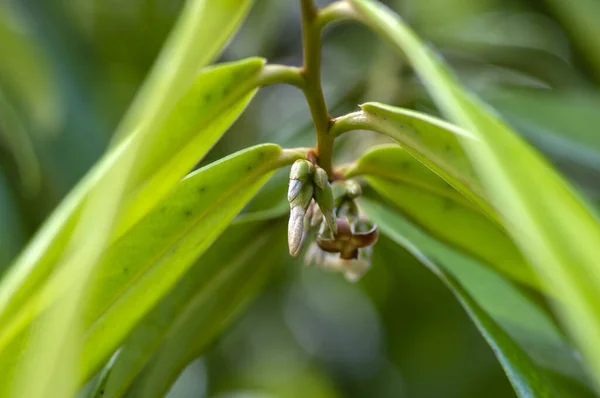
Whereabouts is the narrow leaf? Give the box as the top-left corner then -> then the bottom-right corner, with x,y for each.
0,171 -> 26,271
356,103 -> 494,220
112,0 -> 256,144
350,0 -> 600,386
360,196 -> 593,396
540,0 -> 600,82
0,58 -> 265,331
352,145 -> 541,292
0,144 -> 300,392
119,220 -> 286,398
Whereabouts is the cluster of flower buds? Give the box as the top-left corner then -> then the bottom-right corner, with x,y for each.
287,159 -> 378,282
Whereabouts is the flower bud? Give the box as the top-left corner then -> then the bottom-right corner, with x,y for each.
313,167 -> 328,190
287,179 -> 303,203
288,206 -> 305,257
310,203 -> 324,227
313,167 -> 337,235
345,180 -> 362,199
288,183 -> 314,257
290,159 -> 312,182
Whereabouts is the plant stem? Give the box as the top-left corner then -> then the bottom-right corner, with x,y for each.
329,110 -> 372,137
299,0 -> 334,177
256,1 -> 356,177
279,147 -> 313,166
316,1 -> 358,31
256,64 -> 305,89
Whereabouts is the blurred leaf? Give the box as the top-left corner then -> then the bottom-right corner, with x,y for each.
0,3 -> 61,131
484,90 -> 600,196
432,11 -> 584,89
0,58 -> 265,332
0,170 -> 26,272
112,0 -> 255,144
4,1 -> 260,393
0,89 -> 42,197
0,144 -> 300,393
351,145 -> 540,292
114,58 -> 264,237
359,195 -> 594,397
78,144 -> 295,381
225,0 -> 289,58
100,219 -> 286,398
540,0 -> 600,82
89,351 -> 119,398
350,0 -> 600,386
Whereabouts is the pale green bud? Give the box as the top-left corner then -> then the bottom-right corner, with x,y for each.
345,180 -> 362,199
290,159 -> 312,182
288,206 -> 305,257
313,176 -> 337,235
288,183 -> 314,256
313,167 -> 328,190
287,179 -> 303,203
290,182 -> 313,210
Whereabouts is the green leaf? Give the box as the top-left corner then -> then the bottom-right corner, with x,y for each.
0,4 -> 61,132
114,58 -> 265,236
352,145 -> 541,292
485,90 -> 600,179
350,0 -> 600,386
539,0 -> 600,82
359,195 -> 594,397
0,170 -> 26,272
0,57 -> 265,332
112,0 -> 256,145
2,2 -> 257,396
0,144 -> 300,393
336,102 -> 497,223
100,219 -> 286,398
0,89 -> 42,197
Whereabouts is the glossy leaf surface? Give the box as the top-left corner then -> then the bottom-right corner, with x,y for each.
353,145 -> 540,291
354,103 -> 494,220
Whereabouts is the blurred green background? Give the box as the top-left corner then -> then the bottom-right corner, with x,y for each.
1,0 -> 599,397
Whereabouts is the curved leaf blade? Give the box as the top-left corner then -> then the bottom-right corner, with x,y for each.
0,171 -> 26,272
112,219 -> 286,398
0,57 -> 265,331
112,0 -> 256,144
356,103 -> 494,220
360,195 -> 593,397
78,144 -> 292,380
353,145 -> 540,292
350,0 -> 600,386
0,144 -> 299,391
349,143 -> 485,214
115,58 -> 265,237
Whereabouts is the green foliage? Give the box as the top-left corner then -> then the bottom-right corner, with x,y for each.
360,198 -> 562,397
359,196 -> 594,396
1,0 -> 600,397
351,145 -> 540,292
93,218 -> 287,398
0,58 -> 264,332
350,0 -> 600,389
0,144 -> 297,395
341,103 -> 495,221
